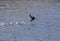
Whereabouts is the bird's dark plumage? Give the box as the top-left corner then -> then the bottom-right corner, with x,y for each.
29,14 -> 35,21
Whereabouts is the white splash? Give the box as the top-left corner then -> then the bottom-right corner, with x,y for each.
15,22 -> 19,24
0,22 -> 6,26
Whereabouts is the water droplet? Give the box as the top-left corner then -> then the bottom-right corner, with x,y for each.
9,22 -> 14,26
15,22 -> 19,24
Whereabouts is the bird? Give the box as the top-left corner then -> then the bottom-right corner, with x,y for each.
29,14 -> 36,22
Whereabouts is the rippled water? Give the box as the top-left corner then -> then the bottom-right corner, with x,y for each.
0,1 -> 60,41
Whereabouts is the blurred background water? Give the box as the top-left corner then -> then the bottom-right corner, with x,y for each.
0,0 -> 60,41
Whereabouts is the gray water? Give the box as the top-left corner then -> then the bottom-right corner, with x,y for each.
0,1 -> 60,41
